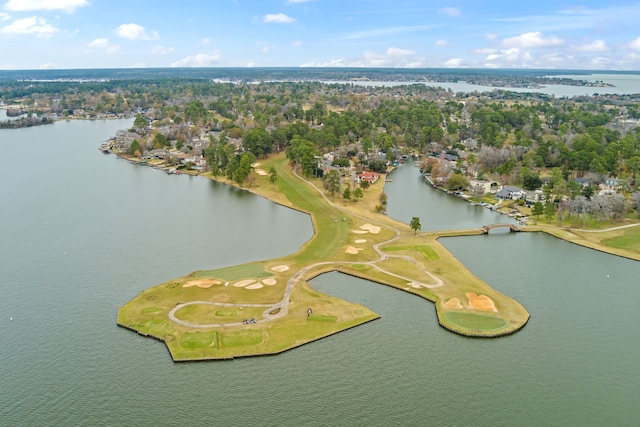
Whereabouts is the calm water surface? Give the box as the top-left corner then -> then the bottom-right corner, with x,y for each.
1,122 -> 639,426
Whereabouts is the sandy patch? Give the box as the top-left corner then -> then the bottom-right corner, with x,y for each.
345,246 -> 363,254
444,298 -> 463,309
355,239 -> 367,244
245,283 -> 264,290
261,278 -> 278,286
352,230 -> 368,234
233,279 -> 257,288
271,265 -> 289,272
255,169 -> 268,176
466,292 -> 497,312
409,282 -> 422,289
360,223 -> 381,234
182,279 -> 222,288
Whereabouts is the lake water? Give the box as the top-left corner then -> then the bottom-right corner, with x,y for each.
1,121 -> 639,426
331,72 -> 640,97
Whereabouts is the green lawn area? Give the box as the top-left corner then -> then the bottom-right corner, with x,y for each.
194,262 -> 273,281
382,244 -> 440,261
603,226 -> 640,251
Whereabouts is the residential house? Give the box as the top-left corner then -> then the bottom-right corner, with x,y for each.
355,171 -> 380,185
494,185 -> 525,200
469,179 -> 492,195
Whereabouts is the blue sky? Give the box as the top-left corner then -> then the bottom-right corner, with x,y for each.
2,0 -> 640,70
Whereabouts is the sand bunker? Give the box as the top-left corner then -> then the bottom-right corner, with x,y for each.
466,292 -> 497,312
271,265 -> 289,272
355,239 -> 367,244
182,279 -> 222,288
245,283 -> 264,290
352,230 -> 368,234
233,279 -> 257,288
444,298 -> 463,309
360,223 -> 381,234
261,278 -> 278,286
255,169 -> 268,176
409,282 -> 422,289
345,246 -> 363,254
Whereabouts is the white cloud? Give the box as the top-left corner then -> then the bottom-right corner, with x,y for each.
301,47 -> 426,68
629,36 -> 640,50
574,40 -> 608,52
386,47 -> 414,57
434,39 -> 451,47
287,0 -> 309,3
39,62 -> 55,69
4,0 -> 88,13
88,37 -> 109,48
201,37 -> 211,45
0,12 -> 10,21
341,25 -> 432,40
1,16 -> 58,37
87,37 -> 119,54
444,58 -> 467,67
291,40 -> 302,47
502,32 -> 564,49
152,45 -> 174,55
116,23 -> 159,40
171,52 -> 221,67
263,13 -> 296,24
440,7 -> 461,17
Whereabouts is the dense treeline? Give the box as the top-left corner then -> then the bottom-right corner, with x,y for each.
3,76 -> 640,200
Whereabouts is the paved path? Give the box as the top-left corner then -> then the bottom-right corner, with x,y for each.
568,222 -> 640,233
168,169 -> 443,329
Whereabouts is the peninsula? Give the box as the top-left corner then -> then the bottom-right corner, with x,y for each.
117,153 -> 530,361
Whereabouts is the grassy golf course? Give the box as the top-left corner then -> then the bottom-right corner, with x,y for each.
118,153 -> 531,361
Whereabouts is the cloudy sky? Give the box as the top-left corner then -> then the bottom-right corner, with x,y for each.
2,0 -> 640,70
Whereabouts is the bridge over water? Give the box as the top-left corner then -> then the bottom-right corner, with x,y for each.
482,223 -> 521,234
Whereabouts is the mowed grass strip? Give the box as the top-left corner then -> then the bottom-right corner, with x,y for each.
180,331 -> 216,349
602,226 -> 640,252
194,262 -> 272,281
383,244 -> 440,261
443,311 -> 507,331
221,330 -> 263,347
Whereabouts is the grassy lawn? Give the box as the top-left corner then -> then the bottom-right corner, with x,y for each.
603,226 -> 640,251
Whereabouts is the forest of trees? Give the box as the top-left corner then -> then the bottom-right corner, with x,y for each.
2,73 -> 640,218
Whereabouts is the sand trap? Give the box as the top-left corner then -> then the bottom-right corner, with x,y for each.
444,298 -> 463,309
355,239 -> 367,243
255,169 -> 268,176
352,230 -> 368,234
233,279 -> 256,288
182,279 -> 222,288
271,265 -> 289,272
360,223 -> 381,234
466,292 -> 497,312
345,246 -> 363,254
261,278 -> 278,286
245,283 -> 264,290
409,282 -> 422,289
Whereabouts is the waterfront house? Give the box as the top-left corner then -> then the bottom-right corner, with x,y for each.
356,171 -> 380,184
495,185 -> 525,200
469,179 -> 492,195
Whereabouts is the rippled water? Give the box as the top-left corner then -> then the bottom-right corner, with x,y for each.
1,122 -> 639,426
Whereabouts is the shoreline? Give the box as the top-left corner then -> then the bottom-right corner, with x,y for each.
115,149 -> 637,362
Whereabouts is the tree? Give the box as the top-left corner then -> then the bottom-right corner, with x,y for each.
353,187 -> 363,202
133,113 -> 147,131
544,201 -> 556,220
130,139 -> 140,156
410,216 -> 421,234
531,201 -> 544,219
324,170 -> 341,200
342,187 -> 351,201
447,173 -> 469,191
360,180 -> 370,192
268,166 -> 278,189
